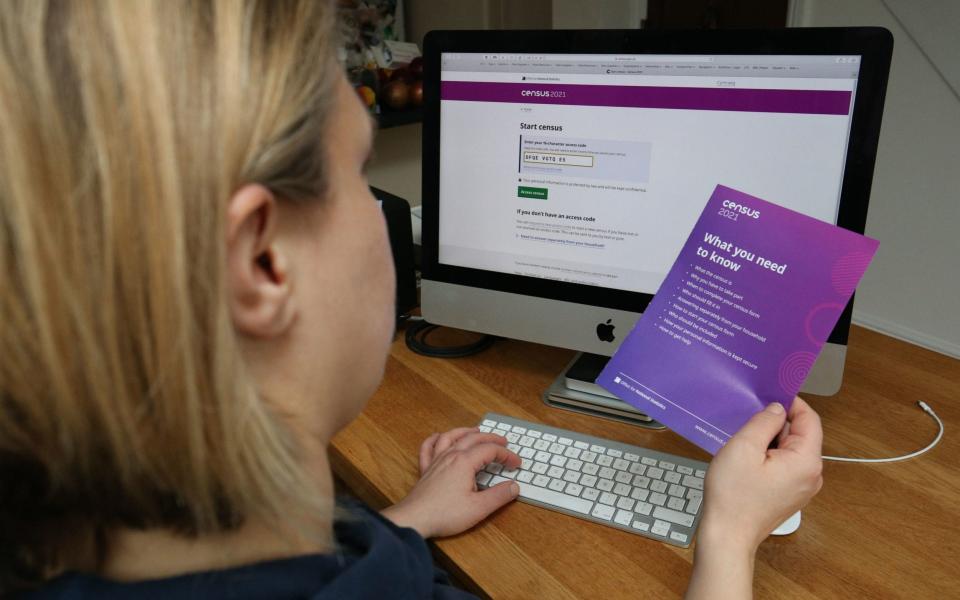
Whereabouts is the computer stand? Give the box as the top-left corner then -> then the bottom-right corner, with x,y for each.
542,352 -> 665,429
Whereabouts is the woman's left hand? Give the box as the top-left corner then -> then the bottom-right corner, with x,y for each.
381,428 -> 521,538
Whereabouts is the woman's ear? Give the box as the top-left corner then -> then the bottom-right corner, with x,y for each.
226,184 -> 296,339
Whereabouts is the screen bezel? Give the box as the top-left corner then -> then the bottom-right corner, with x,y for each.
421,28 -> 893,345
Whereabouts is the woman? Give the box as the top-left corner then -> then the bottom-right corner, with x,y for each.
0,1 -> 823,597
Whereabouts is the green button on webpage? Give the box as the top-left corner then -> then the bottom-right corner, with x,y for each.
518,186 -> 548,199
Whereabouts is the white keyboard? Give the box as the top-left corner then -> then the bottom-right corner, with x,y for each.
477,413 -> 709,548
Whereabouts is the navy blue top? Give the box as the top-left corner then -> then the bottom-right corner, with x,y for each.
25,500 -> 476,599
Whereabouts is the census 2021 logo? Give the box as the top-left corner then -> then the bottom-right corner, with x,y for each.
718,199 -> 760,221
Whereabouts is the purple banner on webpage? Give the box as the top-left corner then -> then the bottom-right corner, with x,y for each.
441,81 -> 851,115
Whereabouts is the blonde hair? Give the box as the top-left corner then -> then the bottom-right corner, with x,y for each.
0,0 -> 340,590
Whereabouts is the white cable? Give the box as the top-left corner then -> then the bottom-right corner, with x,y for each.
822,401 -> 943,463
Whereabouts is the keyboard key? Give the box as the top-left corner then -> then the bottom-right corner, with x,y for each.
599,492 -> 617,506
506,432 -> 520,443
670,532 -> 689,544
512,426 -> 527,435
564,446 -> 581,459
534,451 -> 550,463
628,463 -> 647,476
682,475 -> 704,490
607,449 -> 623,458
677,465 -> 694,475
517,471 -> 534,483
686,495 -> 702,515
548,466 -> 564,478
597,479 -> 614,492
598,467 -> 615,480
582,488 -> 600,501
667,497 -> 685,511
632,520 -> 650,532
519,447 -> 536,459
574,441 -> 589,450
548,478 -> 567,492
528,430 -> 542,439
641,457 -> 658,466
507,443 -> 520,453
653,506 -> 695,528
582,463 -> 599,476
630,488 -> 649,502
613,458 -> 630,471
517,480 -> 592,515
563,471 -> 581,483
580,475 -> 598,488
647,467 -> 665,480
590,444 -> 606,454
664,471 -> 682,484
549,455 -> 567,467
614,471 -> 633,484
632,475 -> 651,489
567,459 -> 583,472
580,451 -> 597,463
650,492 -> 668,506
614,510 -> 634,526
476,471 -> 492,486
695,469 -> 706,478
624,452 -> 640,462
613,483 -> 631,496
558,437 -> 573,446
519,435 -> 534,447
532,462 -> 548,474
616,497 -> 635,511
687,489 -> 703,501
520,458 -> 532,470
636,502 -> 653,516
492,429 -> 506,437
534,439 -> 550,451
482,419 -> 497,427
548,443 -> 564,454
501,468 -> 519,479
597,455 -> 614,467
651,480 -> 668,494
658,460 -> 676,471
543,433 -> 557,442
668,484 -> 686,498
565,483 -> 584,497
592,504 -> 615,521
478,425 -> 491,433
496,423 -> 511,431
651,520 -> 671,537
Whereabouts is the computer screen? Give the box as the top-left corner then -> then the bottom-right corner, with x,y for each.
437,52 -> 859,295
421,29 -> 891,396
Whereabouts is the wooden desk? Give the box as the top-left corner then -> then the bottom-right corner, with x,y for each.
331,325 -> 960,599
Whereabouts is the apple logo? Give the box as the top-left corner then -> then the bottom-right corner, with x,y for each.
596,319 -> 616,342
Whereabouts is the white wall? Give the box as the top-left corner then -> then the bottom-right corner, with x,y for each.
367,123 -> 422,205
792,0 -> 960,357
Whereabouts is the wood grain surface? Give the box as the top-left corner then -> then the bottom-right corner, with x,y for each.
331,325 -> 960,599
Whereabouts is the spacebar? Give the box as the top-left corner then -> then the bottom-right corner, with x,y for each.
510,478 -> 593,514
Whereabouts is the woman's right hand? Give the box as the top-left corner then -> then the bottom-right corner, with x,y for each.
701,396 -> 824,553
686,397 -> 823,600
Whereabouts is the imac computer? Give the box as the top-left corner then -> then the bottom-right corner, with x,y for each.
420,28 -> 892,420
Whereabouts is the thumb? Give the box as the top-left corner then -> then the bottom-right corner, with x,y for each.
475,480 -> 520,514
734,402 -> 788,450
